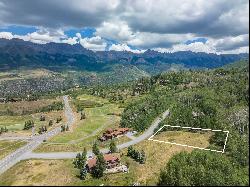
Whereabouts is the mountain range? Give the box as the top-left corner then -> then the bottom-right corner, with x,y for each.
0,38 -> 248,75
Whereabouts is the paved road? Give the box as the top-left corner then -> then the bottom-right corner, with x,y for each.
0,137 -> 31,141
0,95 -> 75,175
24,109 -> 170,160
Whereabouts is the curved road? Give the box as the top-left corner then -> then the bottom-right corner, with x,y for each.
0,95 -> 169,174
24,110 -> 170,160
0,95 -> 75,175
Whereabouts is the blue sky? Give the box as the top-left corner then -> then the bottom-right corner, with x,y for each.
0,0 -> 248,54
0,25 -> 38,35
185,38 -> 207,45
65,27 -> 95,38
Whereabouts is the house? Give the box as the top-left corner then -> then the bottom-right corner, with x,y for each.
87,154 -> 120,171
99,128 -> 130,141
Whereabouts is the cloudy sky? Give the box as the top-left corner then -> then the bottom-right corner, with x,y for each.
0,0 -> 249,54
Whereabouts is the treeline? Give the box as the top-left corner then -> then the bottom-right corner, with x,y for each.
120,91 -> 172,132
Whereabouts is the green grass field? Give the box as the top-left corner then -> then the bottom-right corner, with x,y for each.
77,94 -> 109,104
0,111 -> 64,135
35,94 -> 123,152
0,115 -> 29,131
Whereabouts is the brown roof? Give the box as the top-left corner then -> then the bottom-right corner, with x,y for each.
117,128 -> 129,132
112,131 -> 121,136
106,128 -> 113,133
87,158 -> 97,169
87,154 -> 120,169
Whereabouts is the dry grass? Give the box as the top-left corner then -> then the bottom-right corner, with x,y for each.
0,159 -> 76,186
152,130 -> 213,149
120,130 -> 213,185
0,98 -> 60,115
0,140 -> 27,160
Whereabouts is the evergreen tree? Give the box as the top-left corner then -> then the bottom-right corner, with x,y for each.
66,125 -> 69,131
92,142 -> 100,155
109,140 -> 117,153
80,111 -> 86,120
48,120 -> 53,126
73,148 -> 88,180
91,153 -> 106,178
139,150 -> 146,164
127,146 -> 133,156
79,167 -> 88,180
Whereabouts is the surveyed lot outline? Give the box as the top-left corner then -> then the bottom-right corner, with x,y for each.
148,125 -> 229,153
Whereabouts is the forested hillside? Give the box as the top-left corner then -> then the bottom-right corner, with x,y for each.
82,60 -> 249,185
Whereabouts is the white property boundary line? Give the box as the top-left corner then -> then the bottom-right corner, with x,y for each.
148,125 -> 229,153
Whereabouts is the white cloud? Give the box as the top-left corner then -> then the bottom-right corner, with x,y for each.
212,34 -> 249,51
127,32 -> 194,49
0,29 -> 78,45
153,35 -> 249,54
109,43 -> 144,53
79,36 -> 107,51
154,41 -> 216,54
96,21 -> 134,41
0,31 -> 13,39
219,46 -> 249,54
76,32 -> 81,38
61,37 -> 78,45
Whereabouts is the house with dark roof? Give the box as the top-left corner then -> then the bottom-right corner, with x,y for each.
98,128 -> 130,141
86,154 -> 120,172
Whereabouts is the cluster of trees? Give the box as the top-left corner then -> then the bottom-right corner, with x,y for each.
127,146 -> 146,164
73,148 -> 88,180
0,126 -> 8,135
56,116 -> 62,123
38,125 -> 47,134
40,115 -> 46,121
61,125 -> 69,132
23,120 -> 34,130
0,76 -> 72,99
158,151 -> 248,186
120,91 -> 171,132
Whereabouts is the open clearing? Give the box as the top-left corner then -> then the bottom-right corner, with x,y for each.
150,130 -> 214,149
0,130 -> 212,186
